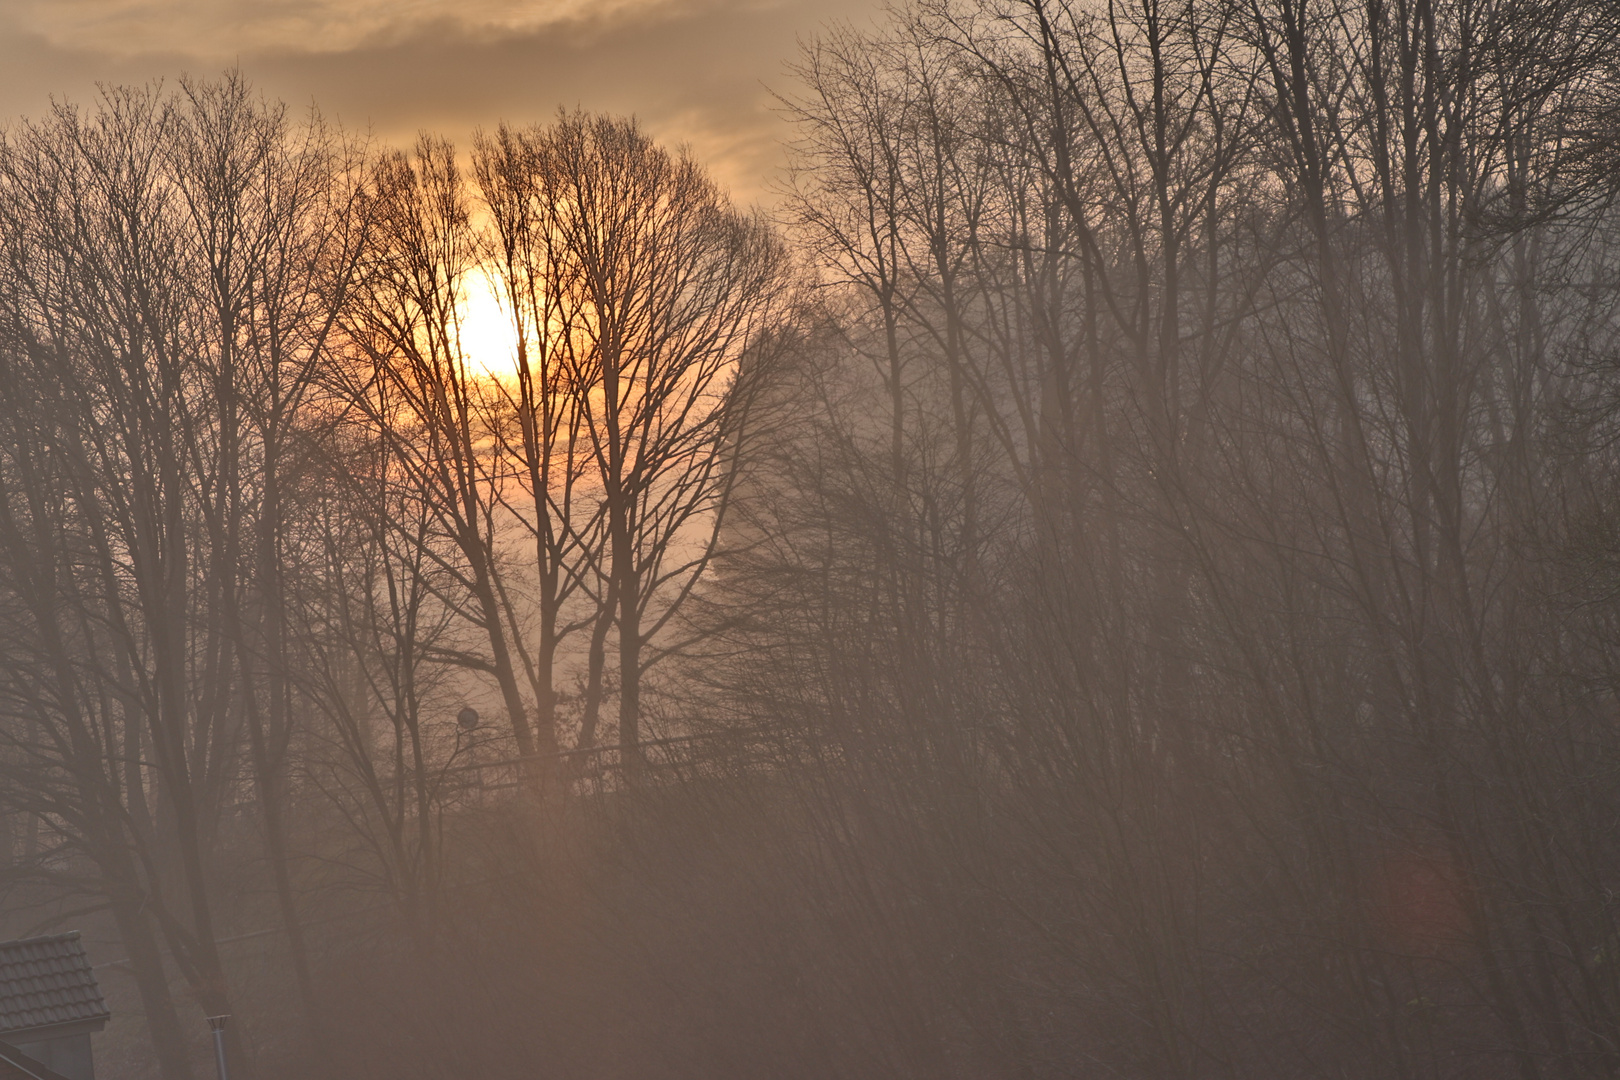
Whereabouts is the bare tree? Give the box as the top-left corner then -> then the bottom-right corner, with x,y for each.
470,126 -> 607,755
338,137 -> 553,765
289,411 -> 467,947
0,75 -> 367,1077
523,112 -> 790,777
163,71 -> 367,1035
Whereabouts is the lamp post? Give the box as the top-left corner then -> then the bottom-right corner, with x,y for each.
206,1015 -> 230,1080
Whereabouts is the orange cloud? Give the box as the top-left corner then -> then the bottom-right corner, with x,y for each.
0,0 -> 878,205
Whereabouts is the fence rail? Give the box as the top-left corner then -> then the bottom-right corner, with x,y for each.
430,724 -> 793,802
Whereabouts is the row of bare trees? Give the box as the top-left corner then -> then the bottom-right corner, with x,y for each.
0,77 -> 367,1074
687,0 -> 1620,1076
0,77 -> 786,1078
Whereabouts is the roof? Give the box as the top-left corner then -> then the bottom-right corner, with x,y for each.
0,1043 -> 72,1080
0,935 -> 109,1038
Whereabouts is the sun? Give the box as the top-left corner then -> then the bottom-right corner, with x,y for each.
456,277 -> 519,380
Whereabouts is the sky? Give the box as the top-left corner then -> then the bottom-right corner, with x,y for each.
0,0 -> 879,204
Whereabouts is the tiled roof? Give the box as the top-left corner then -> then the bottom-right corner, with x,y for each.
0,935 -> 109,1037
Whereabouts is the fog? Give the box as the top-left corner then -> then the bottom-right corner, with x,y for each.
1,1 -> 1619,1078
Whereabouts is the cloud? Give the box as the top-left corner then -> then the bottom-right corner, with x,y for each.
0,0 -> 878,204
4,0 -> 689,57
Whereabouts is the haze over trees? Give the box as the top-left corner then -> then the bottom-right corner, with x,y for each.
0,0 -> 1618,1076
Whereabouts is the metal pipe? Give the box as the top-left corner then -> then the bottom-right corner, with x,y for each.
206,1015 -> 230,1080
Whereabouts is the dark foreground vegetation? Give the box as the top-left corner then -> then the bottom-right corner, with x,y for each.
3,0 -> 1620,1076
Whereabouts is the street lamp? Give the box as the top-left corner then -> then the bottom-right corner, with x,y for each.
206,1015 -> 230,1080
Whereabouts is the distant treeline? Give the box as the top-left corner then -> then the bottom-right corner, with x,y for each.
1,0 -> 1619,1076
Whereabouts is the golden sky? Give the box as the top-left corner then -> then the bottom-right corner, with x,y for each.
0,0 -> 876,202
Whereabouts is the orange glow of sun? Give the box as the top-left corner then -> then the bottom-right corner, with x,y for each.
457,278 -> 520,380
